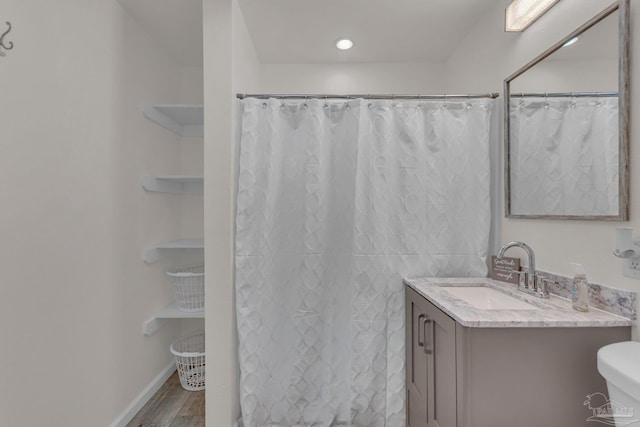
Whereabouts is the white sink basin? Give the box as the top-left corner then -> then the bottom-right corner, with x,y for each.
443,286 -> 538,310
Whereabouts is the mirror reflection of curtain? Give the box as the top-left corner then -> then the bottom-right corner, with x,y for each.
510,96 -> 618,216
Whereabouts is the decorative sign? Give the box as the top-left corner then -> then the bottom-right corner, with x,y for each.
491,256 -> 521,284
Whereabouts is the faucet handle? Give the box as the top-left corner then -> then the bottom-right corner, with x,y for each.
516,270 -> 528,289
536,276 -> 554,298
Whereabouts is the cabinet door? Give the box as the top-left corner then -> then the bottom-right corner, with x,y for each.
406,288 -> 429,427
425,299 -> 457,427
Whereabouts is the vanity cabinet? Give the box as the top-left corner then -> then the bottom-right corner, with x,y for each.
405,286 -> 631,427
407,286 -> 457,427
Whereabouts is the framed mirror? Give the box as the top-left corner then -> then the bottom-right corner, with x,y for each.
504,0 -> 629,220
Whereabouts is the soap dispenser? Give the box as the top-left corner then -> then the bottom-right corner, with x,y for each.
571,263 -> 590,312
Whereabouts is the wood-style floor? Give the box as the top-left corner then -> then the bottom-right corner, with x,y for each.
126,371 -> 205,427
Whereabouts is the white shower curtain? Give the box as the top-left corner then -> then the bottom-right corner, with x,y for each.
235,97 -> 494,427
509,96 -> 619,216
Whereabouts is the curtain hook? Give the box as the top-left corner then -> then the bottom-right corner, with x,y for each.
323,95 -> 329,110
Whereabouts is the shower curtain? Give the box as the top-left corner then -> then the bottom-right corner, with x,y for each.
509,96 -> 619,216
235,97 -> 495,427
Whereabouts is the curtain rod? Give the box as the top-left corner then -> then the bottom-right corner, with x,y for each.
510,92 -> 618,98
236,93 -> 499,100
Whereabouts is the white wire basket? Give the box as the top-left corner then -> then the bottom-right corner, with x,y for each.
170,331 -> 205,391
166,264 -> 204,312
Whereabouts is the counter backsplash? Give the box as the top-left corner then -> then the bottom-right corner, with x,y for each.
536,270 -> 636,321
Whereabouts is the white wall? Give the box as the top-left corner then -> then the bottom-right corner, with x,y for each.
178,67 -> 205,261
203,0 -> 237,425
442,0 -> 617,92
258,62 -> 445,94
443,0 -> 639,338
202,2 -> 263,426
510,58 -> 617,93
0,1 -> 202,425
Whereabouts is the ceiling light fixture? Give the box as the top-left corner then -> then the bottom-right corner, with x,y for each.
336,38 -> 354,50
505,0 -> 560,32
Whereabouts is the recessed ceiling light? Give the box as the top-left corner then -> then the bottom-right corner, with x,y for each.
562,36 -> 579,48
336,38 -> 354,50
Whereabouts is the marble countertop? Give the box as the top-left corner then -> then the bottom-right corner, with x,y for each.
405,277 -> 634,328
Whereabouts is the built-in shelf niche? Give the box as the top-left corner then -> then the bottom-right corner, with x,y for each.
141,102 -> 205,335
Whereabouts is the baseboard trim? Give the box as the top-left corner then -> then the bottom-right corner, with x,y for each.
109,360 -> 177,427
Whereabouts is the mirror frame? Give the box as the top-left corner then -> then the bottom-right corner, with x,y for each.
504,0 -> 630,220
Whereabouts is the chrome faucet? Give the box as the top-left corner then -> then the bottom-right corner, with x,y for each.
497,241 -> 550,298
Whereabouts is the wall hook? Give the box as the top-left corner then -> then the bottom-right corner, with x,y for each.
0,21 -> 14,57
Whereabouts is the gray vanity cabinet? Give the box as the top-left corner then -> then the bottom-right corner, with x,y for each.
406,286 -> 631,427
406,286 -> 456,427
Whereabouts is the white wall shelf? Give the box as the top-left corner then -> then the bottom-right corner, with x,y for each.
142,176 -> 204,194
142,104 -> 204,137
141,103 -> 205,335
143,303 -> 204,336
143,239 -> 204,264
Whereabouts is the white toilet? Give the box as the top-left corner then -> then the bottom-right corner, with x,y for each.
597,341 -> 640,426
